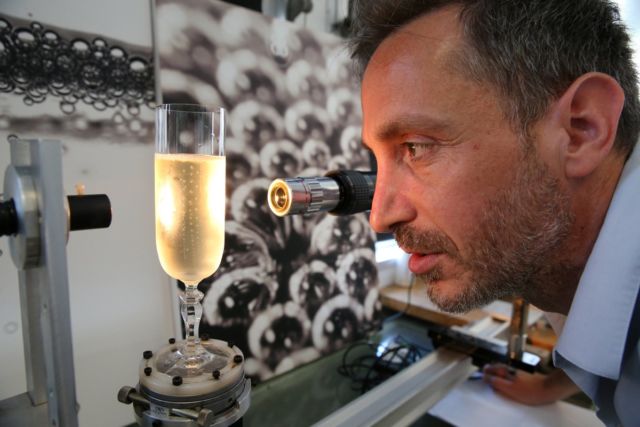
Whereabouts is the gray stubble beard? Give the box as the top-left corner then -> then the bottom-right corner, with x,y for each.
405,146 -> 575,313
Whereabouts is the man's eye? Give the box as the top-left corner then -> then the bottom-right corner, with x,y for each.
404,142 -> 434,161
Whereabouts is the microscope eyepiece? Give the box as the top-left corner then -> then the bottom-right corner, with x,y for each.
267,170 -> 376,216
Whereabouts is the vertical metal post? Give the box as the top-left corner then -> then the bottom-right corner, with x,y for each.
31,139 -> 79,427
18,268 -> 48,405
508,298 -> 529,361
8,140 -> 48,406
1,139 -> 79,427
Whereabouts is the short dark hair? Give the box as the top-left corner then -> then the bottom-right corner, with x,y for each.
349,0 -> 640,156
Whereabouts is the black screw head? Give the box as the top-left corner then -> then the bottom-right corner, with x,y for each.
228,341 -> 234,348
233,355 -> 243,364
168,338 -> 176,344
212,370 -> 221,379
143,350 -> 153,360
144,367 -> 152,376
201,333 -> 209,341
172,376 -> 183,386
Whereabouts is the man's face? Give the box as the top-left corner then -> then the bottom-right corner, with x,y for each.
361,7 -> 573,312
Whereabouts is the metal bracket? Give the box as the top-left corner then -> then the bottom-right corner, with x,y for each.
0,139 -> 79,427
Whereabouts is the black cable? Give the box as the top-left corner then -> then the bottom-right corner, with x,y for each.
337,333 -> 430,394
382,273 -> 416,325
356,272 -> 417,344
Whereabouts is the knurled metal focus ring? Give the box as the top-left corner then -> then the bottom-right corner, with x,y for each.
303,179 -> 326,214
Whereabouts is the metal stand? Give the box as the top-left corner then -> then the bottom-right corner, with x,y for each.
508,298 -> 529,360
118,339 -> 251,427
0,138 -> 111,427
313,347 -> 474,427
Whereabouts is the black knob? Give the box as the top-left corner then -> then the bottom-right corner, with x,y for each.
67,194 -> 112,231
0,199 -> 18,237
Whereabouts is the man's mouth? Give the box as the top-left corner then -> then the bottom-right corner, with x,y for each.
407,252 -> 443,275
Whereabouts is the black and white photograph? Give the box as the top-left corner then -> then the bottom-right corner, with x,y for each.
155,0 -> 381,382
0,13 -> 155,144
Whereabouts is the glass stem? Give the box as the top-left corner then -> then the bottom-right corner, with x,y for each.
180,284 -> 204,353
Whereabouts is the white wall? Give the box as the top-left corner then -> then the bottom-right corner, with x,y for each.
619,1 -> 640,41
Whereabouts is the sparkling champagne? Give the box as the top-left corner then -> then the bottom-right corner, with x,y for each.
155,153 -> 225,285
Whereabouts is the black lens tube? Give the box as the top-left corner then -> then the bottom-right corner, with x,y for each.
326,170 -> 376,215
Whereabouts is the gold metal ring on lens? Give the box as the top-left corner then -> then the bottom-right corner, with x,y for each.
268,179 -> 292,216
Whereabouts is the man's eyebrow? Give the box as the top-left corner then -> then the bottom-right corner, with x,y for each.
376,114 -> 453,141
361,114 -> 453,150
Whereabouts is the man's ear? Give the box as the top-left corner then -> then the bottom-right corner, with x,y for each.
553,72 -> 625,178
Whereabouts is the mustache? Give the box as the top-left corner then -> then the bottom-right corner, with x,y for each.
392,224 -> 459,258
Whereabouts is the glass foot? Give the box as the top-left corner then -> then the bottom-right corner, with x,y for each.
156,341 -> 230,377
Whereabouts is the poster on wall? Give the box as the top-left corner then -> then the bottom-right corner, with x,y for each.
155,0 -> 381,381
0,14 -> 155,145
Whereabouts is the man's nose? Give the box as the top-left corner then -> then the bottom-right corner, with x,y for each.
369,165 -> 415,233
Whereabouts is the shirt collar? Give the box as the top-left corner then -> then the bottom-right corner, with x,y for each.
554,145 -> 640,380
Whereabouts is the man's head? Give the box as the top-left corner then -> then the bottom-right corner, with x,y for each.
352,1 -> 638,313
351,0 -> 640,154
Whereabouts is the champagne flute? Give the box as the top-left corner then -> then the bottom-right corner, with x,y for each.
154,103 -> 226,376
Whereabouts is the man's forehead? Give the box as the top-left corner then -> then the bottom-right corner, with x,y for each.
364,5 -> 465,81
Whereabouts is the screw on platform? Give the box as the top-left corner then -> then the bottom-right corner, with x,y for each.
233,355 -> 243,364
170,407 -> 213,426
117,386 -> 150,408
212,369 -> 221,379
168,337 -> 176,344
197,409 -> 213,427
172,376 -> 183,386
144,367 -> 152,376
117,386 -> 135,404
143,350 -> 153,359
